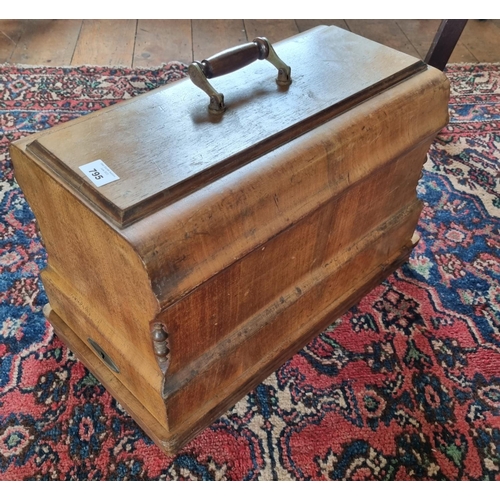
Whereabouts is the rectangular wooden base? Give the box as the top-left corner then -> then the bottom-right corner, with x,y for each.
44,232 -> 418,455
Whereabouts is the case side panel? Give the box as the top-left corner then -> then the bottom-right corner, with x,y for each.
10,146 -> 166,427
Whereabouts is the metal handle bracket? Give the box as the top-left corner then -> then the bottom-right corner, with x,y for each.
188,37 -> 291,115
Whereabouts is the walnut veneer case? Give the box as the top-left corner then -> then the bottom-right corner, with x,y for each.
10,26 -> 450,454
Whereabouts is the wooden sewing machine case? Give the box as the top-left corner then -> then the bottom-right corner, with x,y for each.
10,26 -> 450,455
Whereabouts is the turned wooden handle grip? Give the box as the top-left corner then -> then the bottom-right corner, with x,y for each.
197,40 -> 269,79
188,37 -> 291,114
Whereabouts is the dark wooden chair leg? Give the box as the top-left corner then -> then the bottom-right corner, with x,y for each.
425,20 -> 468,70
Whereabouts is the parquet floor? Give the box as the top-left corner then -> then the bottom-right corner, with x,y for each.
1,19 -> 499,67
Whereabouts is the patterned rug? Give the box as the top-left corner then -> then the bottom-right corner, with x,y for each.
0,62 -> 499,481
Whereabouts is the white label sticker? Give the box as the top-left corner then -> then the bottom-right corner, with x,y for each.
79,160 -> 120,187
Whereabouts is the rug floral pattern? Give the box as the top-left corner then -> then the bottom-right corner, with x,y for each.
0,63 -> 499,480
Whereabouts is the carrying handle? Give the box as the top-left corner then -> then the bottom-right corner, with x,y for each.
188,37 -> 292,115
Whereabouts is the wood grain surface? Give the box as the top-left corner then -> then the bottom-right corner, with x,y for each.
72,20 -> 137,66
24,26 -> 424,227
1,19 -> 498,67
243,19 -> 299,43
458,19 -> 500,62
192,19 -> 247,62
0,20 -> 33,62
9,19 -> 82,65
134,20 -> 192,67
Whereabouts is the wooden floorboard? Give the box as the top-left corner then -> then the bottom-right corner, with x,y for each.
192,20 -> 247,62
394,19 -> 478,64
134,20 -> 192,67
458,20 -> 500,63
295,20 -> 350,32
447,39 -> 479,64
0,20 -> 25,62
0,20 -> 499,67
394,19 -> 442,60
72,20 -> 137,67
345,19 -> 421,58
243,20 -> 299,44
10,20 -> 82,66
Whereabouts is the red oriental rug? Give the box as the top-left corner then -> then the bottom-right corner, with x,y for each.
0,63 -> 499,481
